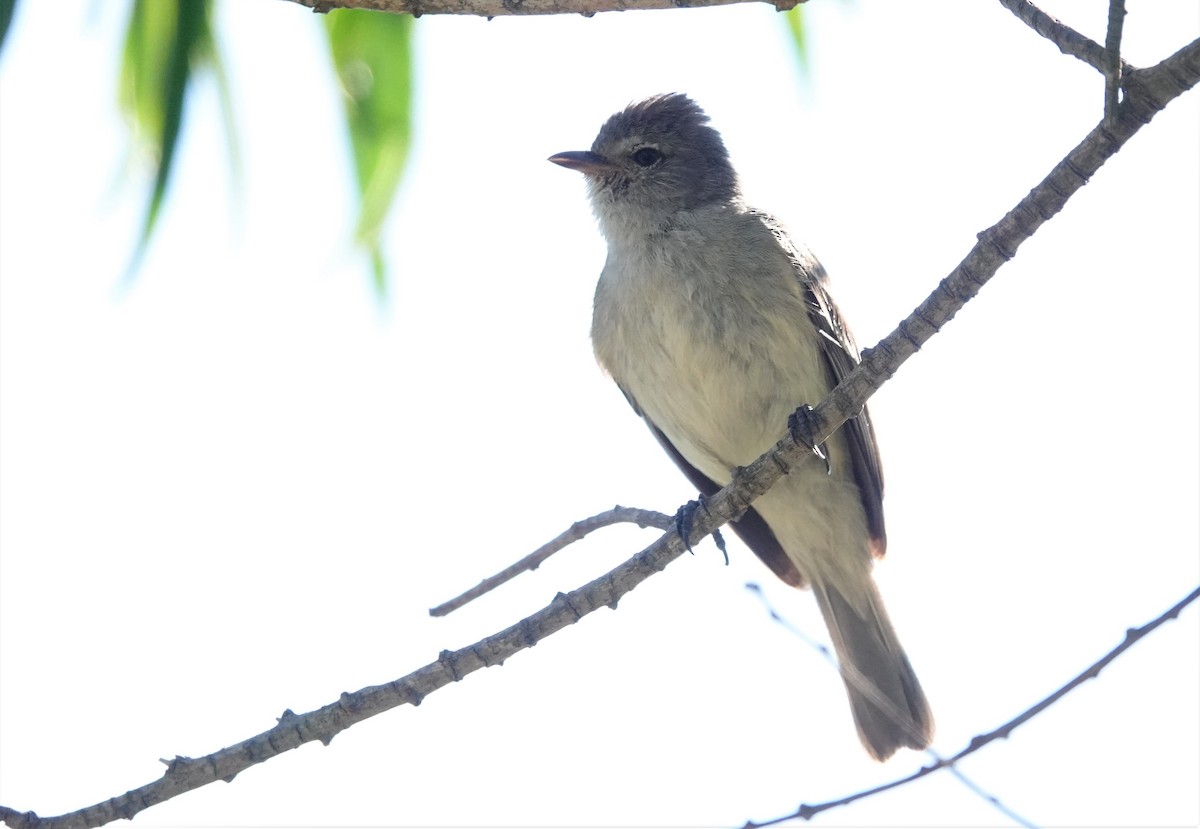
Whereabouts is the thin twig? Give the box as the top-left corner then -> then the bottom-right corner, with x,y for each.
996,0 -> 1131,76
748,585 -> 1041,829
945,765 -> 1040,829
1104,0 -> 1127,125
748,583 -> 927,747
743,586 -> 1200,827
429,505 -> 672,616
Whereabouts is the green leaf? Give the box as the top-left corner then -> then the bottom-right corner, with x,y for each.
0,0 -> 17,56
325,9 -> 414,297
782,4 -> 809,78
120,0 -> 229,280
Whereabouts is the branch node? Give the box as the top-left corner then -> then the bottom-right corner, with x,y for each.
896,319 -> 922,350
518,616 -> 540,648
554,590 -> 586,620
913,306 -> 945,334
1026,190 -> 1059,222
438,649 -> 464,681
470,643 -> 499,668
982,230 -> 1016,262
955,259 -> 984,290
392,678 -> 426,706
1062,156 -> 1092,186
161,755 -> 193,774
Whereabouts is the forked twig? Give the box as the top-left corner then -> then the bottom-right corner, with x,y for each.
743,586 -> 1200,827
997,0 -> 1130,76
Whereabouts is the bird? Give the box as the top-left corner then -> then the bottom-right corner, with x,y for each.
549,93 -> 933,761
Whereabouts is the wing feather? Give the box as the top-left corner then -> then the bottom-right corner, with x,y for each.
618,387 -> 807,586
755,211 -> 888,557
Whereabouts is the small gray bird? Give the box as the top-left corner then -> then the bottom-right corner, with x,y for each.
550,93 -> 933,761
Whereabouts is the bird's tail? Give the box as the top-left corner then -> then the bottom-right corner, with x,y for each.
812,578 -> 934,761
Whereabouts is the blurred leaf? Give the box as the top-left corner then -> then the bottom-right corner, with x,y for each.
119,0 -> 232,279
325,9 -> 414,297
0,0 -> 16,56
204,23 -> 242,205
782,4 -> 809,78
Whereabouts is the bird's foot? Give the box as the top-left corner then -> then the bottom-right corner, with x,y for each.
674,497 -> 729,564
788,404 -> 831,475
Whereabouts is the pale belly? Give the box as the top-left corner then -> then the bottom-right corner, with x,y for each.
593,258 -> 875,590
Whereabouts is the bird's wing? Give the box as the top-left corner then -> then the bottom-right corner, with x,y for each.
617,386 -> 807,587
754,211 -> 888,558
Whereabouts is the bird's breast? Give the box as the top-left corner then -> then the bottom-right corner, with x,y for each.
592,233 -> 830,480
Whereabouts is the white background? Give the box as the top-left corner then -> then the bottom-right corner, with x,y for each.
1,1 -> 1197,826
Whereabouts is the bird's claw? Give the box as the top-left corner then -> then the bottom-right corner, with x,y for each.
788,405 -> 831,475
712,527 -> 729,566
674,498 -> 731,565
675,499 -> 702,554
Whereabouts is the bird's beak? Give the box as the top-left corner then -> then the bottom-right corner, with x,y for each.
548,150 -> 613,176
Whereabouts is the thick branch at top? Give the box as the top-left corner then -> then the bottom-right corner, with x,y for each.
295,0 -> 799,16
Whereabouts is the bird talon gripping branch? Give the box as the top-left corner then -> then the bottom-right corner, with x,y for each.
788,404 -> 832,476
673,498 -> 730,564
674,499 -> 702,554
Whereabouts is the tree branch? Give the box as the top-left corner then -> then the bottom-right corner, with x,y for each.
746,585 -> 1040,826
429,505 -> 673,616
1104,0 -> 1127,124
743,586 -> 1200,827
293,0 -> 800,18
997,0 -> 1129,75
2,23 -> 1196,829
707,34 -> 1200,553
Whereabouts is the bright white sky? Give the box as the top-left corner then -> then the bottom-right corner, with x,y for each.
1,1 -> 1197,827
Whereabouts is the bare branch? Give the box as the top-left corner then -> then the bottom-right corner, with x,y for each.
997,0 -> 1129,75
429,505 -> 672,616
748,586 -> 1039,827
292,0 -> 799,18
944,766 -> 1039,829
0,520 -> 701,829
743,586 -> 1200,827
1104,0 -> 1127,125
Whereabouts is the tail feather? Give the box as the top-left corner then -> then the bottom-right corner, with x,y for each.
812,579 -> 934,761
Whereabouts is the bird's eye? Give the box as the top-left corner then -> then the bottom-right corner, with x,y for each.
631,147 -> 663,167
